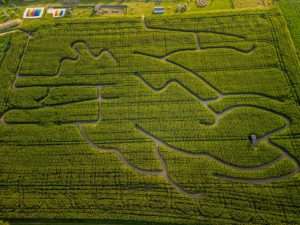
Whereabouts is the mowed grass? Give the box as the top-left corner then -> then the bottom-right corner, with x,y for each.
0,8 -> 300,225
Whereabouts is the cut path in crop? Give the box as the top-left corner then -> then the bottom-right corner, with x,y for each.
136,119 -> 300,185
76,87 -> 204,198
141,14 -> 247,39
2,26 -> 299,198
76,93 -> 299,195
0,29 -> 32,38
18,40 -> 118,78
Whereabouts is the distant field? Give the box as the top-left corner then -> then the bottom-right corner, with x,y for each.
277,0 -> 300,56
0,0 -> 269,23
0,8 -> 300,225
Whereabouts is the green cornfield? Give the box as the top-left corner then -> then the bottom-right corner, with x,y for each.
0,8 -> 299,225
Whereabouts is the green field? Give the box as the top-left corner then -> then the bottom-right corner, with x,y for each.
0,8 -> 300,225
0,0 -> 270,23
276,0 -> 300,58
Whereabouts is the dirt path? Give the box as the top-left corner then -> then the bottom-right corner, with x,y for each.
0,29 -> 32,38
3,23 -> 299,197
0,29 -> 33,91
141,15 -> 147,30
195,33 -> 201,50
74,86 -> 299,196
136,124 -> 291,171
13,37 -> 32,90
75,88 -> 203,197
76,88 -> 204,197
18,40 -> 118,80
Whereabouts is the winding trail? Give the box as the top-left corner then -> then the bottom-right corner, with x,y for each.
134,65 -> 300,184
18,40 -> 118,79
2,20 -> 299,197
76,89 -> 203,197
136,121 -> 300,184
75,98 -> 299,196
216,167 -> 300,184
134,72 -> 221,118
135,123 -> 294,172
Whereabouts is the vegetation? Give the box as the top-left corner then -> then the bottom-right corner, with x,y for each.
0,7 -> 299,225
276,0 -> 300,57
0,35 -> 10,64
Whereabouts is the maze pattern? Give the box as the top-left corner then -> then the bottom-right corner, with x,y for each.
0,9 -> 300,224
277,0 -> 300,53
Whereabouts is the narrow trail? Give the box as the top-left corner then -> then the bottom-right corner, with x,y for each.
17,40 -> 118,79
136,123 -> 300,184
140,14 -> 247,39
135,123 -> 291,172
37,87 -> 51,103
216,167 -> 300,184
133,43 -> 256,61
133,50 -> 220,95
195,33 -> 201,50
11,31 -> 33,90
3,19 -> 299,197
74,89 -> 204,197
141,15 -> 147,30
76,98 -> 299,196
201,45 -> 256,53
74,86 -> 204,197
75,86 -> 204,197
0,116 -> 6,125
77,124 -> 163,176
135,71 -> 285,125
134,72 -> 221,117
155,142 -> 204,198
0,29 -> 32,38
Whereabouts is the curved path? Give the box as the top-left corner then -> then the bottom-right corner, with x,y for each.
0,29 -> 32,38
132,42 -> 300,186
18,40 -> 118,79
216,167 -> 300,184
136,121 -> 300,184
76,89 -> 204,198
75,92 -> 299,196
2,22 -> 299,197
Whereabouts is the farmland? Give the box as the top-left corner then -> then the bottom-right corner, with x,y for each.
0,7 -> 300,225
277,0 -> 300,57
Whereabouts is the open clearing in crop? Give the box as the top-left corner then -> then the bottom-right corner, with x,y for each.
0,8 -> 300,225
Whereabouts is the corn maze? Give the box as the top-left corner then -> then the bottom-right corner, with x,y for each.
0,8 -> 300,225
277,0 -> 300,55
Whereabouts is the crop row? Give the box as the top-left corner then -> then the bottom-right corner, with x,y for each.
277,0 -> 300,55
159,145 -> 297,193
0,34 -> 27,115
4,100 -> 99,124
0,35 -> 11,65
19,28 -> 196,76
0,9 -> 299,225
